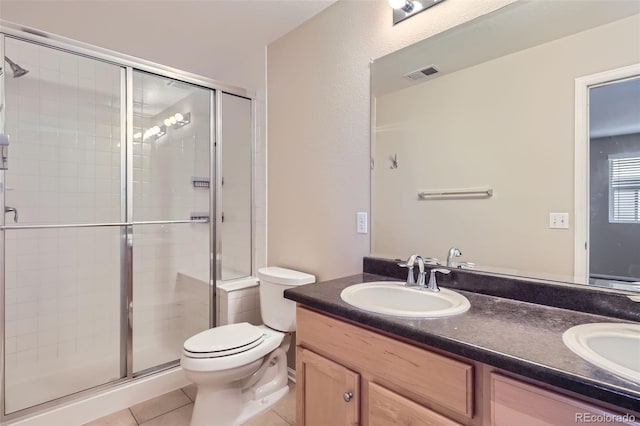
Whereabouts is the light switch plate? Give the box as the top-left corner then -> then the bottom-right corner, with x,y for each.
357,212 -> 368,234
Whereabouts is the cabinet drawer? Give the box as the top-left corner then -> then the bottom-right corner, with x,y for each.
491,373 -> 639,426
297,307 -> 474,418
369,382 -> 463,426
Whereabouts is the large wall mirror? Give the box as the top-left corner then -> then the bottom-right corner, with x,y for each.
371,1 -> 640,292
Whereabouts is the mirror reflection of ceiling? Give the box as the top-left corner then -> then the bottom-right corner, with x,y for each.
372,1 -> 640,97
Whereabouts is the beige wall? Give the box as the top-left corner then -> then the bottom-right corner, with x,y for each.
373,14 -> 640,282
267,0 -> 516,281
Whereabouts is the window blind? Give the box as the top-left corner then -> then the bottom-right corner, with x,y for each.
609,155 -> 640,223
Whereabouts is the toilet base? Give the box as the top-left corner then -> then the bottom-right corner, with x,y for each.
187,334 -> 292,426
190,380 -> 290,426
235,384 -> 289,426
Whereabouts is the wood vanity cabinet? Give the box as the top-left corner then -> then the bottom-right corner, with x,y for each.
297,347 -> 360,425
296,306 -> 472,426
295,305 -> 639,426
491,374 -> 640,426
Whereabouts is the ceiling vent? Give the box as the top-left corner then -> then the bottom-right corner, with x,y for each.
404,65 -> 439,81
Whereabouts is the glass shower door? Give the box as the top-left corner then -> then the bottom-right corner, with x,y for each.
219,93 -> 252,281
2,37 -> 125,413
130,71 -> 212,373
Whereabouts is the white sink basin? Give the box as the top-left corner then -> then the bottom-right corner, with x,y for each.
340,281 -> 470,318
563,323 -> 640,384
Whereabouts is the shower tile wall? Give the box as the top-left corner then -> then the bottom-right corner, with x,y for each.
216,280 -> 260,326
3,39 -> 122,412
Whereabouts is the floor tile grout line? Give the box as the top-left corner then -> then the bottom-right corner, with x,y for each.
135,400 -> 193,425
127,407 -> 140,426
271,409 -> 294,426
180,388 -> 194,402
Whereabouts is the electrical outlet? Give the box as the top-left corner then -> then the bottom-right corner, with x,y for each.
357,212 -> 368,234
549,212 -> 569,229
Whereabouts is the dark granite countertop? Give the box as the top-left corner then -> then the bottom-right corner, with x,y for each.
285,273 -> 640,412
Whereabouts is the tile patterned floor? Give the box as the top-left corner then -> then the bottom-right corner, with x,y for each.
83,383 -> 296,426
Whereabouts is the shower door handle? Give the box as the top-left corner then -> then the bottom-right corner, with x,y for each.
4,206 -> 18,222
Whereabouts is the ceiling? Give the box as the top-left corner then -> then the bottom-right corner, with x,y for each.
0,0 -> 337,91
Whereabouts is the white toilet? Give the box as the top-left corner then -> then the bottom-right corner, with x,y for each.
181,267 -> 315,426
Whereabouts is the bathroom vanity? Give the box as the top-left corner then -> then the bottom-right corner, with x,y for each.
285,261 -> 640,426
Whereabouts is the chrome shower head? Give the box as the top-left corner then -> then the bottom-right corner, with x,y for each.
4,56 -> 29,78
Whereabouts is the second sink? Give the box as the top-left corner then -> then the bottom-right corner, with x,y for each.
563,322 -> 640,384
340,281 -> 470,318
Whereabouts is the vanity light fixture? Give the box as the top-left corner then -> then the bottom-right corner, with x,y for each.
163,112 -> 191,129
143,125 -> 166,141
389,0 -> 446,25
141,112 -> 191,142
389,0 -> 414,13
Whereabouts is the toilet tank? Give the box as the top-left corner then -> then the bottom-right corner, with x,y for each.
257,267 -> 315,332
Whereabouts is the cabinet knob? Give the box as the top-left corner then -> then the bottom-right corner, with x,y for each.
343,392 -> 353,402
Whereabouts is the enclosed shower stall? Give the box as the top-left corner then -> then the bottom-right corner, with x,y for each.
0,27 -> 253,419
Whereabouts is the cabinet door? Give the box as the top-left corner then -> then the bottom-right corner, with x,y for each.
368,382 -> 463,426
297,347 -> 360,426
492,374 -> 639,426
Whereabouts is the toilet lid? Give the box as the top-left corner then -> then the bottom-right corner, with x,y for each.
183,323 -> 265,358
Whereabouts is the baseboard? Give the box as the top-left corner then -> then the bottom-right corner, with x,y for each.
287,367 -> 296,384
6,367 -> 190,426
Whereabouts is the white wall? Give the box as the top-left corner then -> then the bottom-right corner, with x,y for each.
373,14 -> 640,282
267,0 -> 516,281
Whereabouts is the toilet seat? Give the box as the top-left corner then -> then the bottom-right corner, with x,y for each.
181,325 -> 285,373
183,323 -> 265,358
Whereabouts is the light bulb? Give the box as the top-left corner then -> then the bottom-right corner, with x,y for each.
174,113 -> 184,122
388,0 -> 407,9
169,116 -> 177,125
163,118 -> 172,127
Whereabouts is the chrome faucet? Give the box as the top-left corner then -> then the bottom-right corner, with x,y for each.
398,254 -> 426,287
427,268 -> 451,292
4,206 -> 18,223
446,247 -> 462,267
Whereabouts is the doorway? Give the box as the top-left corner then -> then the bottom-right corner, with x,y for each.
575,65 -> 640,290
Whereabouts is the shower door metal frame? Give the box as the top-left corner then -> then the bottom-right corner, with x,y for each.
0,22 -> 255,420
0,30 -> 7,422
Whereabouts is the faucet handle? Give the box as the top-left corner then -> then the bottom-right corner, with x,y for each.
424,257 -> 440,266
398,262 -> 415,286
427,268 -> 451,292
